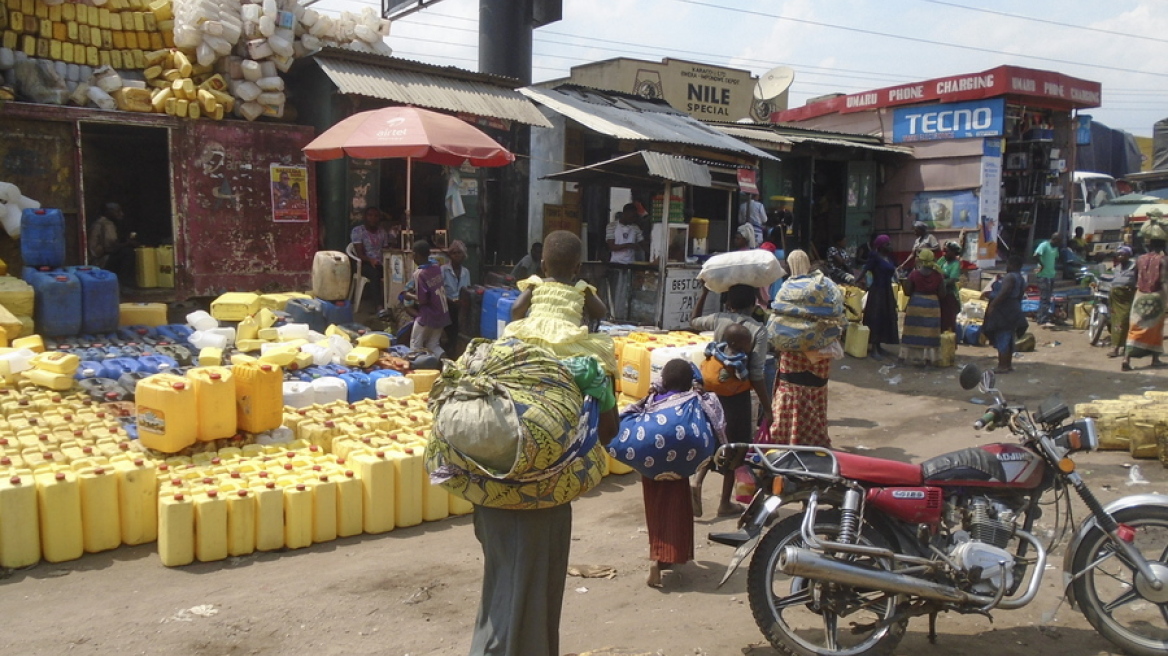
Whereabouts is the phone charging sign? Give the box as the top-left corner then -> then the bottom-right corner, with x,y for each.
892,98 -> 1005,143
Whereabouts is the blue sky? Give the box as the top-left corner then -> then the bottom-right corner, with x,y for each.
314,0 -> 1168,137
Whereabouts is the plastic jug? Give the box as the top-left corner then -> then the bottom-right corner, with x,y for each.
356,332 -> 391,350
157,492 -> 194,567
188,367 -> 237,441
253,481 -> 284,551
389,447 -> 423,528
31,351 -> 79,376
234,361 -> 283,434
77,466 -> 120,553
649,346 -> 688,385
156,245 -> 175,288
226,489 -> 256,557
479,288 -> 512,340
421,471 -> 449,523
321,299 -> 354,327
136,374 -> 198,453
189,330 -> 228,351
186,310 -> 218,331
21,208 -> 66,268
70,267 -> 120,334
311,251 -> 351,301
100,357 -> 141,380
136,247 -> 159,288
36,470 -> 84,563
0,473 -> 40,568
340,372 -> 375,402
283,483 -> 313,549
496,293 -> 520,338
311,377 -> 348,406
352,450 -> 395,534
0,348 -> 35,376
844,323 -> 870,358
406,370 -> 439,395
282,381 -> 314,409
310,475 -> 338,543
285,298 -> 328,333
119,302 -> 167,327
335,469 -> 364,538
78,378 -> 130,403
939,331 -> 957,367
138,355 -> 179,374
207,327 -> 237,348
375,374 -> 413,399
114,458 -> 158,545
25,268 -> 82,337
236,314 -> 260,342
344,346 -> 379,369
194,490 -> 228,562
618,342 -> 652,400
211,293 -> 261,322
24,369 -> 75,391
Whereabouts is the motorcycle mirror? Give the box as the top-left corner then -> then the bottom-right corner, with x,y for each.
980,369 -> 997,393
958,364 -> 981,390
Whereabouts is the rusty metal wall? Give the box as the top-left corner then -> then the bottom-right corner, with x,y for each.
173,121 -> 318,296
0,117 -> 78,269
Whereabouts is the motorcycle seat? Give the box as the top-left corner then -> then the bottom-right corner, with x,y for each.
833,451 -> 922,486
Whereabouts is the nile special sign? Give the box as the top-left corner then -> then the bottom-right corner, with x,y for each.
892,99 -> 1005,143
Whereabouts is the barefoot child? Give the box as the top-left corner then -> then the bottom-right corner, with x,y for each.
504,230 -> 617,373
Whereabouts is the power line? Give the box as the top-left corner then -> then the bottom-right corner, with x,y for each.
668,0 -> 1168,79
920,0 -> 1168,44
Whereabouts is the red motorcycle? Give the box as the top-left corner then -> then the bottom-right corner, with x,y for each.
712,365 -> 1168,656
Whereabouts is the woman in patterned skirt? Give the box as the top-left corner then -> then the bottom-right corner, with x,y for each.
900,248 -> 946,366
770,250 -> 836,448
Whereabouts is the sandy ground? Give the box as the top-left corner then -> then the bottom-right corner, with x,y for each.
1,323 -> 1165,656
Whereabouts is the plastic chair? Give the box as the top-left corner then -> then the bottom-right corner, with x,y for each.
344,243 -> 369,311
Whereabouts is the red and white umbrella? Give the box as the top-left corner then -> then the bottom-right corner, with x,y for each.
303,105 -> 514,223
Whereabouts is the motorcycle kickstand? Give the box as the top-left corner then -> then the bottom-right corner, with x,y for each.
928,612 -> 937,644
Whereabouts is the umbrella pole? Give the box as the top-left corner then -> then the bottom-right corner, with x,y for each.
406,156 -> 412,230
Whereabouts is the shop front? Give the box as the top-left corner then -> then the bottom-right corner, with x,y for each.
773,66 -> 1102,265
0,102 -> 318,299
522,84 -> 773,328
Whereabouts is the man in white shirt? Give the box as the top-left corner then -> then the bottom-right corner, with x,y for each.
606,204 -> 645,264
739,192 -> 767,248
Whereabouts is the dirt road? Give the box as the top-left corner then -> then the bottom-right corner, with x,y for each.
1,325 -> 1164,656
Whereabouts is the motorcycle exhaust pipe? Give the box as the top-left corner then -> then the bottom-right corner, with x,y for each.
778,547 -> 993,606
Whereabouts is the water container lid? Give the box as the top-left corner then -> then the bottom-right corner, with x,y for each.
9,475 -> 20,484
258,471 -> 269,478
172,381 -> 186,390
296,483 -> 306,491
209,372 -> 221,380
202,477 -> 213,484
283,463 -> 293,470
336,457 -> 346,465
34,209 -> 44,214
261,364 -> 273,372
309,445 -> 319,453
38,434 -> 48,441
28,418 -> 38,425
211,457 -> 221,465
208,489 -> 218,497
174,493 -> 185,501
311,464 -> 321,471
43,452 -> 53,460
94,467 -> 105,475
0,437 -> 6,446
266,481 -> 275,488
230,471 -> 241,478
0,457 -> 9,465
158,464 -> 169,471
323,421 -> 334,428
238,489 -> 248,497
345,470 -> 354,477
319,474 -> 328,482
404,447 -> 414,455
285,452 -> 295,458
55,471 -> 65,480
55,276 -> 67,282
375,450 -> 385,457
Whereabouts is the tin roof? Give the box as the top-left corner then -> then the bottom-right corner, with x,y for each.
312,49 -> 552,128
711,123 -> 912,155
519,85 -> 776,161
543,151 -> 714,187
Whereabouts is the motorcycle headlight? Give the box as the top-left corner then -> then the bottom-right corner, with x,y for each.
1053,418 -> 1098,453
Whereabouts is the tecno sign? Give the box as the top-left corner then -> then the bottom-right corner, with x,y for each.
892,98 -> 1005,143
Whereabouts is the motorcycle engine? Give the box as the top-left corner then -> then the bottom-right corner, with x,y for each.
944,497 -> 1020,594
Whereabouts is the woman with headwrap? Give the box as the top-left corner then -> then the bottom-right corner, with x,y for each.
441,240 -> 471,358
900,248 -> 946,366
938,241 -> 963,333
1122,220 -> 1168,371
860,234 -> 900,357
734,222 -> 757,250
1107,245 -> 1136,359
769,250 -> 838,447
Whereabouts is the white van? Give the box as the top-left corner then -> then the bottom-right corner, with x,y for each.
1069,171 -> 1120,256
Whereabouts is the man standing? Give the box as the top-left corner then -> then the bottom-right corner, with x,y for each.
351,207 -> 389,309
407,240 -> 449,357
510,242 -> 542,280
442,240 -> 472,358
739,192 -> 767,248
606,204 -> 645,264
88,202 -> 135,284
1033,231 -> 1063,327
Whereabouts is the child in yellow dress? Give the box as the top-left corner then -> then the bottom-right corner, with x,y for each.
503,230 -> 618,373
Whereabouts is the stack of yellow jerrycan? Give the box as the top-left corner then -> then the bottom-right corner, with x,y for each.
1075,390 -> 1168,462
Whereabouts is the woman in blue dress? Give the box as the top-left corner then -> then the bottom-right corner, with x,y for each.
860,234 -> 900,358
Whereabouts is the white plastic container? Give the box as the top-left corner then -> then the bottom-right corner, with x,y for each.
186,310 -> 219,331
207,327 -> 237,348
311,251 -> 351,301
282,381 -> 314,409
188,330 -> 228,351
300,343 -> 331,366
375,376 -> 413,399
0,348 -> 36,376
276,323 -> 309,341
311,377 -> 348,405
649,346 -> 690,384
327,334 -> 353,360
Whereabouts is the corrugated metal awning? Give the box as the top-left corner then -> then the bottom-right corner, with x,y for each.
542,151 -> 714,187
780,134 -> 912,154
315,55 -> 552,128
710,123 -> 912,155
521,86 -> 776,161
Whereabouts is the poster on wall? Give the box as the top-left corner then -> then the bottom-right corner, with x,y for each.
978,138 -> 1003,266
347,158 -> 380,225
909,191 -> 979,230
269,164 -> 310,223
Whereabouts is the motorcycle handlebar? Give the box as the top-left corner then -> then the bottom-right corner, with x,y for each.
973,409 -> 999,431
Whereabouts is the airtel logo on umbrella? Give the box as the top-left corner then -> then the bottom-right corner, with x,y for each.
376,117 -> 408,138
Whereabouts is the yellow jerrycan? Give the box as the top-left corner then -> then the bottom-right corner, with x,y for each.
226,489 -> 256,557
389,446 -> 424,528
158,492 -> 195,567
0,473 -> 40,568
188,367 -> 237,441
136,374 -> 198,453
194,489 -> 228,562
36,470 -> 84,563
310,474 -> 338,544
234,362 -> 283,434
252,481 -> 285,552
449,492 -> 474,517
352,450 -> 395,534
78,466 -> 121,553
335,469 -> 364,538
283,483 -> 313,549
115,458 -> 158,545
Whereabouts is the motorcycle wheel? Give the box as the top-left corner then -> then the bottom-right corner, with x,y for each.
1071,506 -> 1168,656
747,511 -> 906,656
1088,306 -> 1108,346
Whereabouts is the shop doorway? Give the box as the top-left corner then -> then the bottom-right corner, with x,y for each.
79,123 -> 173,261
